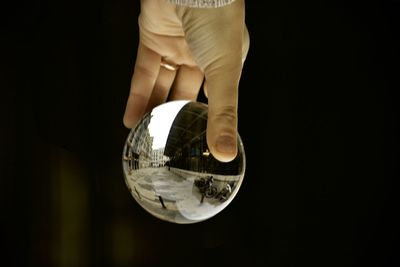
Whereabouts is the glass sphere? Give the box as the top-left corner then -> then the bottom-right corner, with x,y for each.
122,100 -> 246,224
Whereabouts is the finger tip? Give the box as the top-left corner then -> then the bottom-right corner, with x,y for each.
214,152 -> 237,163
211,149 -> 237,163
210,134 -> 238,162
122,116 -> 136,129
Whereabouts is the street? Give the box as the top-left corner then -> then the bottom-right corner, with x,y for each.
124,167 -> 243,223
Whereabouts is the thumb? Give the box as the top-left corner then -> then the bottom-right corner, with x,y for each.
175,0 -> 246,162
206,64 -> 242,162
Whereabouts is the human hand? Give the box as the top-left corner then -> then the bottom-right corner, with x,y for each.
123,0 -> 249,162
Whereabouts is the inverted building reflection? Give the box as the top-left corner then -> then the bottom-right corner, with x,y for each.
124,114 -> 154,172
124,102 -> 243,175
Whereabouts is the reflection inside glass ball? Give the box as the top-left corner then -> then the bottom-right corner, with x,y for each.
122,100 -> 245,224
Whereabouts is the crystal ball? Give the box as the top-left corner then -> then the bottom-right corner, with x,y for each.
122,100 -> 246,224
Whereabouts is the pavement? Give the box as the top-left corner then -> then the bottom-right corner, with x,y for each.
123,167 -> 243,223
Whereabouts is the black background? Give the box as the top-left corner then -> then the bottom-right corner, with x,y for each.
1,1 -> 399,266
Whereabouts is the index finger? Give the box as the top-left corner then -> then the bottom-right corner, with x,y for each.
123,43 -> 161,128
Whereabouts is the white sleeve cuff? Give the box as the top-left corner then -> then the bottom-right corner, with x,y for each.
168,0 -> 236,8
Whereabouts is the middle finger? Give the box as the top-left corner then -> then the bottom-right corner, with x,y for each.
145,62 -> 177,113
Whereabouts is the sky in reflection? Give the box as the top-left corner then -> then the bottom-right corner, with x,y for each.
148,100 -> 189,149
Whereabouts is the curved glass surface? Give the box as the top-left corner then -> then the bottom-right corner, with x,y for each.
122,100 -> 246,224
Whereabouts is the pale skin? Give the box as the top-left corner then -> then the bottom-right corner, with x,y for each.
123,0 -> 249,162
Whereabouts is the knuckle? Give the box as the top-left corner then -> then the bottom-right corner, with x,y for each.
212,105 -> 237,125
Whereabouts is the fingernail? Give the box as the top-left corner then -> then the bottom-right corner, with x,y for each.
216,135 -> 235,154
